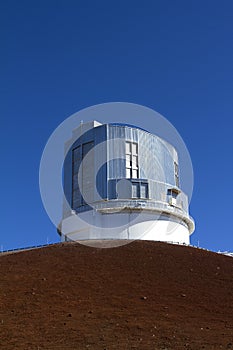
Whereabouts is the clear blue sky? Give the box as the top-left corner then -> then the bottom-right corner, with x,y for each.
1,1 -> 232,251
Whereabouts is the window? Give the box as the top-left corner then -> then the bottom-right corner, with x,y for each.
167,188 -> 180,207
132,183 -> 140,198
126,141 -> 139,178
174,161 -> 179,187
126,168 -> 131,178
167,188 -> 178,199
132,181 -> 148,199
141,183 -> 148,198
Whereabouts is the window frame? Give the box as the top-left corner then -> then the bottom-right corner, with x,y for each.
125,141 -> 139,179
174,161 -> 179,187
131,181 -> 149,199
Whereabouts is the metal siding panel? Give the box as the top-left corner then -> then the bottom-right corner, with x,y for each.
82,141 -> 94,205
63,149 -> 73,216
66,123 -> 189,216
108,125 -> 125,179
138,130 -> 176,186
95,125 -> 107,201
72,146 -> 82,208
161,140 -> 175,186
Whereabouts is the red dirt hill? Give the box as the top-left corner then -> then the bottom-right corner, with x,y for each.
0,240 -> 233,350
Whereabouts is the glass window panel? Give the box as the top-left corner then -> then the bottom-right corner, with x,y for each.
132,143 -> 138,155
126,142 -> 131,154
132,183 -> 139,198
125,141 -> 139,179
126,154 -> 131,168
126,168 -> 131,178
132,169 -> 138,178
132,155 -> 138,168
141,183 -> 148,198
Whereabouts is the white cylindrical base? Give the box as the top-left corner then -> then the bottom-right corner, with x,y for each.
60,210 -> 190,245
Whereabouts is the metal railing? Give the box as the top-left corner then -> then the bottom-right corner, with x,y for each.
0,242 -> 60,255
92,199 -> 195,233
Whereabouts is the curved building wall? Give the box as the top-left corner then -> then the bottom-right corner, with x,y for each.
60,211 -> 190,245
61,121 -> 194,244
107,124 -> 178,186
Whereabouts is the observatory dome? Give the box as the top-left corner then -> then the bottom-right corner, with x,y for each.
58,121 -> 194,244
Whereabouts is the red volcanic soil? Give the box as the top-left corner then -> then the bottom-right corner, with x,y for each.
0,240 -> 233,350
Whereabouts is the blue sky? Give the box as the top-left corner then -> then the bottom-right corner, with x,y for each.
1,1 -> 232,251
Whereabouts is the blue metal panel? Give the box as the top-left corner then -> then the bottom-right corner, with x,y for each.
108,179 -> 117,199
64,124 -> 108,211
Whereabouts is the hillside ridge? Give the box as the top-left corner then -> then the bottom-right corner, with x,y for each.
0,240 -> 233,349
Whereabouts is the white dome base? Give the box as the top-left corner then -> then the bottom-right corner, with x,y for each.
60,210 -> 190,246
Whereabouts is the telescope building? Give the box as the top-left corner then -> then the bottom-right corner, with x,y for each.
59,121 -> 194,244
